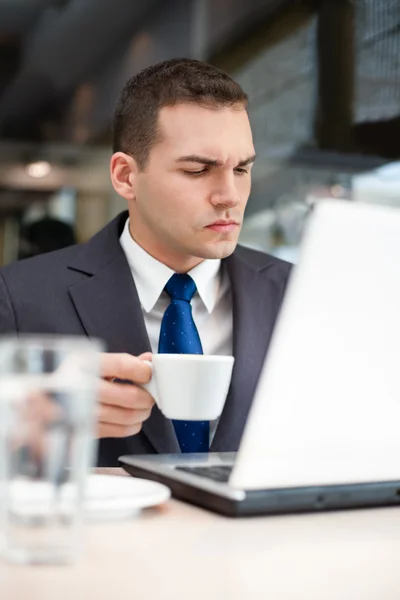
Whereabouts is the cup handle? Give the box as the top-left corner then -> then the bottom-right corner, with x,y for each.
140,360 -> 160,408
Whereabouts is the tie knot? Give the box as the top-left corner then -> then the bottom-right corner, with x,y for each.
165,273 -> 197,302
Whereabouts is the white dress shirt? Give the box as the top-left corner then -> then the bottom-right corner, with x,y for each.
120,218 -> 233,442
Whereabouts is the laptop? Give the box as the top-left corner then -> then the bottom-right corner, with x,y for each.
120,199 -> 400,517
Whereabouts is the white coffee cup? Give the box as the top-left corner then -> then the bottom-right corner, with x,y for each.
142,354 -> 234,421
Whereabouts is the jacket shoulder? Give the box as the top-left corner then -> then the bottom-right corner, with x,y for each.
0,210 -> 127,283
0,244 -> 80,282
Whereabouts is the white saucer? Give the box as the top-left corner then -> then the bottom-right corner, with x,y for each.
8,475 -> 171,521
81,474 -> 171,520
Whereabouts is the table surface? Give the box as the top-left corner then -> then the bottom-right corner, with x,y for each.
1,467 -> 400,600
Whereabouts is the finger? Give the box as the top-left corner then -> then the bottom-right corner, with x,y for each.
96,422 -> 142,439
98,378 -> 155,410
138,352 -> 152,361
97,405 -> 152,426
100,352 -> 152,384
25,391 -> 63,425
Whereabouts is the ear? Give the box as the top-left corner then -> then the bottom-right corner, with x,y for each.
110,152 -> 138,201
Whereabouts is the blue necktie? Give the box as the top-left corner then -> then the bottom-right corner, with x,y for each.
158,273 -> 209,453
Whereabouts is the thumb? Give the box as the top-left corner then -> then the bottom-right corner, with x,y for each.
139,352 -> 153,362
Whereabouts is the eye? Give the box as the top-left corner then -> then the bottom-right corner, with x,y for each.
183,169 -> 208,176
234,168 -> 249,175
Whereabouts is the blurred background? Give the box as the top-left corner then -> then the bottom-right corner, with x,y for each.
0,0 -> 398,265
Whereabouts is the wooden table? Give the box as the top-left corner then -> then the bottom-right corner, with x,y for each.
1,468 -> 400,600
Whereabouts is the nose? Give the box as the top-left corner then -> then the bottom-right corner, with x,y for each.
209,173 -> 240,208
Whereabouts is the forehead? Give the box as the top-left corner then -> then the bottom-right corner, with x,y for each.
155,103 -> 254,162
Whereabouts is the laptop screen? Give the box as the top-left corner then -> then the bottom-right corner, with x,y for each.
231,199 -> 400,489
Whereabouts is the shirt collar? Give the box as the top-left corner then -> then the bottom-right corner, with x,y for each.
120,218 -> 221,314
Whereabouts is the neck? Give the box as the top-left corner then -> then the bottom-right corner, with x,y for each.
128,221 -> 203,274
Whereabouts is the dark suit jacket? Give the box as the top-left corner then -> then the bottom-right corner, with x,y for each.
0,211 -> 291,466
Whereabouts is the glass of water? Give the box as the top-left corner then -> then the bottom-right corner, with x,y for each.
0,335 -> 103,565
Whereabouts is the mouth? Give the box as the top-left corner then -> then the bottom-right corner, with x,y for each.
205,220 -> 240,234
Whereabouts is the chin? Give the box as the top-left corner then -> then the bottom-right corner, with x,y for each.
197,241 -> 238,260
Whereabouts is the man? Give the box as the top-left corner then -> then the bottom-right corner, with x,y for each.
0,58 -> 291,466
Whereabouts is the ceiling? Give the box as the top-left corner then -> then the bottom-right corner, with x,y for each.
0,0 -> 293,146
0,0 -> 164,208
0,0 -> 163,142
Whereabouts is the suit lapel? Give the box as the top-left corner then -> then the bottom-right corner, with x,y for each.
67,212 -> 179,454
210,250 -> 282,452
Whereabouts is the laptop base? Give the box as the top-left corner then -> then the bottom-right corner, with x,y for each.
120,454 -> 400,517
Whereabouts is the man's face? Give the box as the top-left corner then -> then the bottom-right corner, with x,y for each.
130,102 -> 255,269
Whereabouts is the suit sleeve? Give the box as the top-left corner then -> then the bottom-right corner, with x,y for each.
0,271 -> 17,333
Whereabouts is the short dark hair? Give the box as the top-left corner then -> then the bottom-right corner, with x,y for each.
112,58 -> 248,170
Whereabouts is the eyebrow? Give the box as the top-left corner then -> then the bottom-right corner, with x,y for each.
176,154 -> 256,168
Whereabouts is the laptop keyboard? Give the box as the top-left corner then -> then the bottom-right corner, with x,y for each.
176,465 -> 233,483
